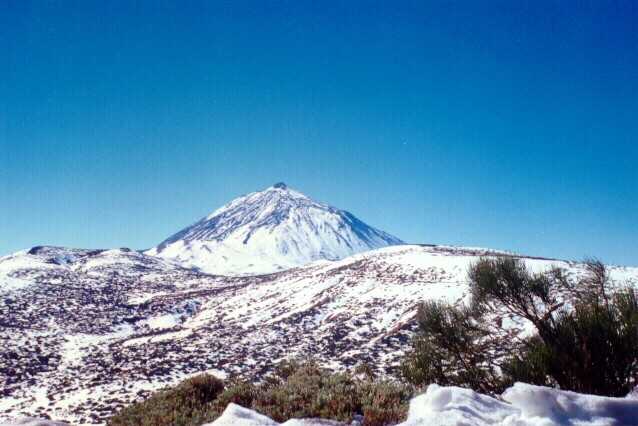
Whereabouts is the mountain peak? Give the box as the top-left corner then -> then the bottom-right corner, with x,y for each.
146,184 -> 403,275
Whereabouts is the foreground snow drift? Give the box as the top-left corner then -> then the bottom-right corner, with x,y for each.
202,403 -> 345,425
404,383 -> 638,426
204,383 -> 638,426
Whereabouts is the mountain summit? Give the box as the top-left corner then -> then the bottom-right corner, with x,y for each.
146,183 -> 403,275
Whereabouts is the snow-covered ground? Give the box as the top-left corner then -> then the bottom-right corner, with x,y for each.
0,419 -> 69,426
2,243 -> 637,424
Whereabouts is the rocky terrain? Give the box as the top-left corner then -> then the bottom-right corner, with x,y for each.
2,244 -> 637,424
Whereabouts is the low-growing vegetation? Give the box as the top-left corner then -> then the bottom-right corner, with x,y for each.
108,360 -> 411,426
108,374 -> 224,426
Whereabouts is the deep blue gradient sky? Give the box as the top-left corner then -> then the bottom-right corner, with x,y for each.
1,1 -> 637,264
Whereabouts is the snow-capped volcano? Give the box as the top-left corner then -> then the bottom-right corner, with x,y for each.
145,183 -> 403,275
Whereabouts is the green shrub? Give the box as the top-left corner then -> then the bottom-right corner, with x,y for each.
401,301 -> 505,394
251,361 -> 360,422
249,361 -> 409,426
108,361 -> 411,426
209,379 -> 257,416
359,380 -> 411,426
503,287 -> 638,396
107,374 -> 224,426
402,257 -> 638,397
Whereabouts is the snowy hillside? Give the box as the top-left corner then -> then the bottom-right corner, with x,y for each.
145,183 -> 403,275
1,244 -> 637,424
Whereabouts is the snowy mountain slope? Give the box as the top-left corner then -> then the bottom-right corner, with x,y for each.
2,244 -> 637,424
145,183 -> 403,275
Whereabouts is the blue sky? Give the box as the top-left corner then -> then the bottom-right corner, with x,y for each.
1,1 -> 637,265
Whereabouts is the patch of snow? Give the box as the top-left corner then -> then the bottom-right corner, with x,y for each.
502,382 -> 638,425
402,385 -> 517,425
202,403 -> 278,426
60,324 -> 136,366
0,275 -> 32,292
203,403 -> 346,426
144,313 -> 181,329
0,419 -> 69,426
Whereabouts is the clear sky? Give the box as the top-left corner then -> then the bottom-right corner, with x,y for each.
1,1 -> 637,265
